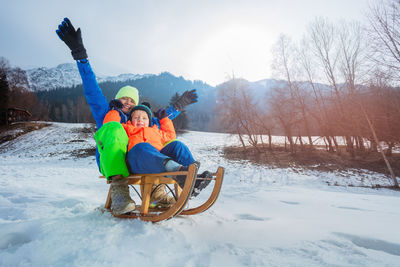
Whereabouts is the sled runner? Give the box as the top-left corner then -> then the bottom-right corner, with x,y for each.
100,164 -> 224,222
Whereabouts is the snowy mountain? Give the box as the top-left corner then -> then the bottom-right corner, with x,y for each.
25,63 -> 152,91
25,62 -> 330,100
25,62 -> 284,95
0,122 -> 399,266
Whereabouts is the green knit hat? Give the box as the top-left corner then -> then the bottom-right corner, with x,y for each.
115,86 -> 139,105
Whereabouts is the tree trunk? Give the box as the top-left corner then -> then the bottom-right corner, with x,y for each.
268,130 -> 272,150
326,135 -> 334,152
346,135 -> 355,157
385,142 -> 393,157
238,132 -> 246,151
362,106 -> 398,187
298,135 -> 305,151
370,139 -> 378,152
288,135 -> 295,154
332,136 -> 339,151
357,136 -> 365,152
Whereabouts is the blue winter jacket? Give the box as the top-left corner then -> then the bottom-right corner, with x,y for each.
76,59 -> 180,169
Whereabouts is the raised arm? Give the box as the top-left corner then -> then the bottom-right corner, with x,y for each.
154,89 -> 199,122
56,18 -> 109,128
159,117 -> 176,143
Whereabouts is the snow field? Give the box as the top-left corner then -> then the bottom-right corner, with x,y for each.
0,123 -> 399,266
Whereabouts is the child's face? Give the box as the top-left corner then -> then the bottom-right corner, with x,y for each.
119,97 -> 136,114
131,110 -> 149,127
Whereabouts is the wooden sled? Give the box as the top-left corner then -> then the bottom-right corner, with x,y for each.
100,163 -> 224,222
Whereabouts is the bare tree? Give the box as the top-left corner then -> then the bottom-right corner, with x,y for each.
217,78 -> 247,149
338,21 -> 369,151
307,17 -> 357,155
238,84 -> 262,151
360,98 -> 399,187
298,37 -> 337,151
217,78 -> 267,151
367,0 -> 400,82
271,34 -> 314,151
267,85 -> 298,153
253,107 -> 274,150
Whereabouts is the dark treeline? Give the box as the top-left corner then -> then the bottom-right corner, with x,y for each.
0,57 -> 49,123
35,72 -> 215,131
0,57 -> 217,131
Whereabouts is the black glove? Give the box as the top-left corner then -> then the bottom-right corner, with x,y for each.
173,89 -> 198,111
109,99 -> 123,110
141,102 -> 151,109
154,108 -> 168,119
56,18 -> 88,60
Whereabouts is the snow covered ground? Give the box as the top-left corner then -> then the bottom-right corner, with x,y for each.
0,122 -> 399,267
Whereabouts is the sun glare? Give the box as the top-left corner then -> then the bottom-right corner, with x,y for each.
189,24 -> 274,85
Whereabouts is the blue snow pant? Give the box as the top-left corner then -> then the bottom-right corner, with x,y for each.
126,141 -> 195,174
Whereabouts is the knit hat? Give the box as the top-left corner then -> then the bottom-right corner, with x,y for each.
115,86 -> 139,105
131,104 -> 153,126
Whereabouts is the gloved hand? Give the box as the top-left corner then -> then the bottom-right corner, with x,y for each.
109,99 -> 123,110
56,18 -> 88,60
141,102 -> 151,109
154,108 -> 168,119
173,89 -> 198,111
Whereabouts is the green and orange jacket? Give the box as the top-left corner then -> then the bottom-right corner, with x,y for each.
103,110 -> 176,151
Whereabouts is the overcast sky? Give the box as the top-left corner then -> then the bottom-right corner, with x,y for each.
0,0 -> 372,86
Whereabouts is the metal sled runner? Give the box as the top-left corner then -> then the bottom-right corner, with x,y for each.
100,164 -> 224,222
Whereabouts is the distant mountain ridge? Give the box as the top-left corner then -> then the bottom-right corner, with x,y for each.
27,63 -> 314,131
25,63 -> 152,91
25,63 -> 289,96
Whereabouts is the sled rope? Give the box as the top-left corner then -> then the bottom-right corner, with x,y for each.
165,184 -> 178,201
130,185 -> 142,200
150,184 -> 178,201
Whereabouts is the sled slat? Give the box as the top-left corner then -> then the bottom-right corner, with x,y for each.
180,167 -> 224,216
140,177 -> 153,215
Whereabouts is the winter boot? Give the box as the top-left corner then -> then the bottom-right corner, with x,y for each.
191,171 -> 212,198
149,184 -> 176,208
174,161 -> 200,189
110,175 -> 136,215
